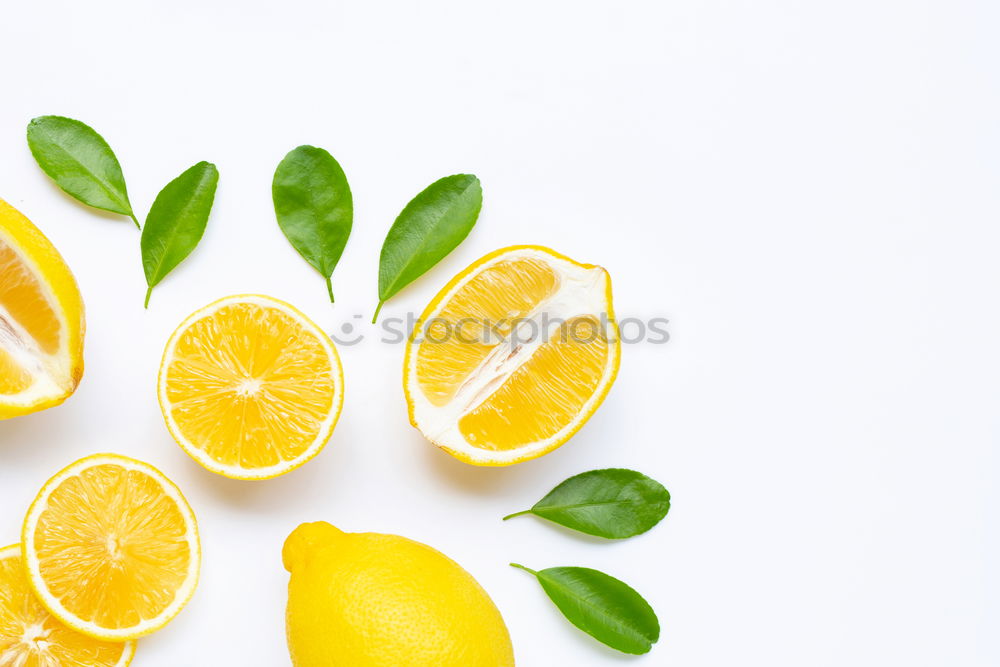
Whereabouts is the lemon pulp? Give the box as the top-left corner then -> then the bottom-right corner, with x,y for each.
23,455 -> 200,640
0,199 -> 84,417
0,544 -> 134,667
159,296 -> 343,478
405,245 -> 620,465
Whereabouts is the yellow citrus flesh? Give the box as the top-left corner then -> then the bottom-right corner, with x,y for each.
458,315 -> 610,450
416,257 -> 558,406
22,455 -> 200,641
404,245 -> 620,466
0,199 -> 84,419
0,348 -> 33,394
158,295 -> 344,480
0,544 -> 135,667
0,243 -> 61,354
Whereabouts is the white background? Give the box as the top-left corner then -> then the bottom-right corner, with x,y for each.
1,1 -> 997,665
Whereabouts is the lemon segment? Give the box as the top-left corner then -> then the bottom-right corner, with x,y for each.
458,315 -> 610,450
158,295 -> 344,480
0,544 -> 135,667
0,348 -> 33,394
22,454 -> 200,641
0,199 -> 84,418
415,256 -> 558,406
404,245 -> 620,466
0,242 -> 62,354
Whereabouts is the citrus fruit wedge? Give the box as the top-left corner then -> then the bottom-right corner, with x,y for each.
0,198 -> 84,419
404,245 -> 621,466
158,295 -> 344,480
22,454 -> 200,641
0,544 -> 136,666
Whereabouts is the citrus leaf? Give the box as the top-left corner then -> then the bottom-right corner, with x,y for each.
140,161 -> 218,307
272,145 -> 353,302
504,468 -> 670,539
511,564 -> 660,655
374,174 -> 482,321
26,115 -> 137,226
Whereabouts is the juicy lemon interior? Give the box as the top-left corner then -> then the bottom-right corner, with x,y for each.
0,546 -> 129,667
164,302 -> 336,470
0,240 -> 61,355
0,348 -> 32,394
458,316 -> 609,450
0,237 -> 62,396
416,258 -> 558,406
414,254 -> 613,453
30,464 -> 192,631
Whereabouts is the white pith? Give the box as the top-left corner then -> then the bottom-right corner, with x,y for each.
0,545 -> 137,667
0,228 -> 74,406
406,247 -> 618,464
157,294 -> 344,480
21,454 -> 201,642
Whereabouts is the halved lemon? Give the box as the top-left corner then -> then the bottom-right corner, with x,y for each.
404,245 -> 621,466
0,543 -> 135,665
158,295 -> 344,480
0,198 -> 84,419
22,454 -> 200,641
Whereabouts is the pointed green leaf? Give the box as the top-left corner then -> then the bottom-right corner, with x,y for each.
374,174 -> 482,320
511,564 -> 660,655
504,468 -> 670,539
272,145 -> 353,302
26,115 -> 137,225
141,161 -> 218,307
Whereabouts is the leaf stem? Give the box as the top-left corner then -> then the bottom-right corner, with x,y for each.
129,212 -> 141,229
326,276 -> 335,303
144,286 -> 152,309
371,301 -> 385,324
509,563 -> 539,576
502,510 -> 533,521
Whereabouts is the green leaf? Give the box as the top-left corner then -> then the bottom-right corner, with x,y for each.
511,564 -> 660,655
374,173 -> 482,321
26,115 -> 138,227
140,161 -> 219,307
504,468 -> 670,539
272,145 -> 353,302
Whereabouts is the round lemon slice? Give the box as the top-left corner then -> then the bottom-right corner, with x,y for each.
404,245 -> 621,466
158,294 -> 344,480
0,543 -> 135,665
0,198 -> 84,419
22,454 -> 200,641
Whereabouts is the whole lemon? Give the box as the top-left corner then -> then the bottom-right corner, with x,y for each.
283,522 -> 515,667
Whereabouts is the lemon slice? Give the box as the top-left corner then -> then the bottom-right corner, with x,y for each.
0,198 -> 84,419
22,454 -> 200,641
158,294 -> 344,480
0,544 -> 135,666
404,245 -> 621,466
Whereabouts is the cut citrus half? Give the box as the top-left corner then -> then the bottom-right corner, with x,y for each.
0,544 -> 135,666
0,198 -> 85,419
22,454 -> 200,641
158,294 -> 344,480
404,245 -> 621,466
